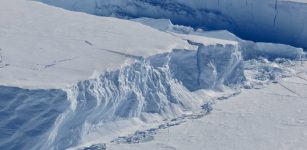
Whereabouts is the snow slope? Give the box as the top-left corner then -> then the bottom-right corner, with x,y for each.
39,0 -> 307,48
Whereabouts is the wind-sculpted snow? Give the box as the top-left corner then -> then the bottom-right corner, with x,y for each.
39,0 -> 307,48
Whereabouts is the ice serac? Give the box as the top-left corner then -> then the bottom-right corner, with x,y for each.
39,0 -> 307,48
169,44 -> 244,91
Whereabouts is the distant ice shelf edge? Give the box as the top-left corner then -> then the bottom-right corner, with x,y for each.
39,0 -> 307,49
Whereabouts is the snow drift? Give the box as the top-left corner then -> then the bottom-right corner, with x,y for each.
39,0 -> 307,48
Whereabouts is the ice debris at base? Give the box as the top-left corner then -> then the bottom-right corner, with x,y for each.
110,102 -> 213,145
244,57 -> 303,89
81,143 -> 106,150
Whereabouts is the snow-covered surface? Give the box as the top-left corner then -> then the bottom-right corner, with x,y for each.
109,69 -> 307,150
0,0 -> 194,89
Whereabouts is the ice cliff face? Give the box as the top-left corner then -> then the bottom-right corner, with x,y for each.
0,43 -> 245,150
49,44 -> 245,150
39,0 -> 307,48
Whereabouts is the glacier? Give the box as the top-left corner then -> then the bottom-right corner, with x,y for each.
39,0 -> 307,48
1,0 -> 307,150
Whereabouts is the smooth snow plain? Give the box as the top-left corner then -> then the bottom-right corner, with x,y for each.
0,0 -> 307,150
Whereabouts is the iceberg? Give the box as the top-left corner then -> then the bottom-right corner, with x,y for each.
0,0 -> 306,150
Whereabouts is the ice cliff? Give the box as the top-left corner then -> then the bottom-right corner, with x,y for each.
1,43 -> 246,149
